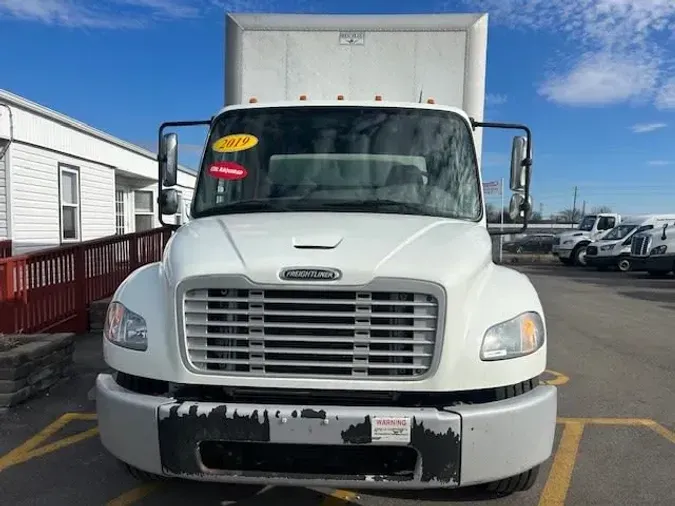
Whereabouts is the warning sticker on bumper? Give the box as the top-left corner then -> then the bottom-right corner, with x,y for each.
371,416 -> 411,443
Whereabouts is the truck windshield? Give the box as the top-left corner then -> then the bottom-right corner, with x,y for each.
578,216 -> 597,231
601,224 -> 637,240
192,106 -> 481,221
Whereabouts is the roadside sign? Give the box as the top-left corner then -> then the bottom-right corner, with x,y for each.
483,180 -> 502,196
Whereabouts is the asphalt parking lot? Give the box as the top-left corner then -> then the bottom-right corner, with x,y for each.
0,265 -> 673,505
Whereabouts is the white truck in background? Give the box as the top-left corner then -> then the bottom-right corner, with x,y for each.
585,215 -> 675,272
552,213 -> 621,266
630,222 -> 675,277
96,13 -> 556,495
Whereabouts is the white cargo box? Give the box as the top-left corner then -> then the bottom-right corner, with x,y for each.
224,13 -> 489,155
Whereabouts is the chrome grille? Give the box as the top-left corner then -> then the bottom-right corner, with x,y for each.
631,235 -> 651,257
183,287 -> 439,378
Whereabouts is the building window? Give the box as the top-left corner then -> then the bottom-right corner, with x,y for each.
59,165 -> 80,242
134,190 -> 155,232
115,190 -> 126,235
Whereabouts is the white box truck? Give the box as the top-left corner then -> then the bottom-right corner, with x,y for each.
551,213 -> 621,266
96,13 -> 557,495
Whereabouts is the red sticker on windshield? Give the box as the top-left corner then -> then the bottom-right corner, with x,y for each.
208,161 -> 248,180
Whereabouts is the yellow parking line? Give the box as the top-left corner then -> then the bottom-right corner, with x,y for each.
542,369 -> 570,386
320,489 -> 359,505
538,421 -> 585,506
558,416 -> 675,441
640,420 -> 675,444
106,483 -> 162,506
0,413 -> 99,472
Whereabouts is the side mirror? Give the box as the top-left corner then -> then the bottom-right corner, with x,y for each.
159,133 -> 178,187
158,188 -> 178,215
661,223 -> 668,240
508,193 -> 533,222
510,136 -> 531,192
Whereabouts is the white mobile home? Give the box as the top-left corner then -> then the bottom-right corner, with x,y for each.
0,89 -> 196,255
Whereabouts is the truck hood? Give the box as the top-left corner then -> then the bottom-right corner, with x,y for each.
557,230 -> 587,241
163,212 -> 493,287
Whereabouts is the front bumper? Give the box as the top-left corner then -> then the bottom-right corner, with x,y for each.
631,254 -> 675,273
553,247 -> 573,259
585,255 -> 618,268
96,374 -> 557,489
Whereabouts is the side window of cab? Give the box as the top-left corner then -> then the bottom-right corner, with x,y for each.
597,217 -> 615,230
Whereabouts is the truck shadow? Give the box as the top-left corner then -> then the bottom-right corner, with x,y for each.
149,481 -> 507,504
618,290 -> 675,310
353,486 -> 507,502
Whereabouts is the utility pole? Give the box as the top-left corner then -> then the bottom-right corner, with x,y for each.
572,186 -> 578,222
581,200 -> 586,216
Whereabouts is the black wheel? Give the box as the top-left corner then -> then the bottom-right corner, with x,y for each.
573,244 -> 588,267
484,466 -> 540,496
516,246 -> 523,254
617,258 -> 631,272
122,462 -> 169,482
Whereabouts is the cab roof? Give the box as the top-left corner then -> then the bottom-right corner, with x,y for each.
214,100 -> 473,123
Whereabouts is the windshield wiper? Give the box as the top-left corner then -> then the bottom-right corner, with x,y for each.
197,199 -> 292,217
316,199 -> 428,214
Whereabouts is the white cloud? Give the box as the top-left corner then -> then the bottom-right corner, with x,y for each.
0,0 -> 202,28
486,93 -> 508,106
539,52 -> 660,106
631,122 -> 667,133
655,78 -> 675,110
464,0 -> 675,109
647,160 -> 672,166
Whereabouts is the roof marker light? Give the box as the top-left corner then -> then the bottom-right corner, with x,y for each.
249,97 -> 258,103
299,94 -> 307,100
375,95 -> 383,101
337,94 -> 344,100
427,98 -> 435,104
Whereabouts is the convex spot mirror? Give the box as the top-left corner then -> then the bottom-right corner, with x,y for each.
159,188 -> 179,216
509,193 -> 533,222
159,132 -> 178,187
510,135 -> 531,192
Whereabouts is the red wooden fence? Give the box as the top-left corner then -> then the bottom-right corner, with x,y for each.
0,239 -> 11,259
0,227 -> 172,334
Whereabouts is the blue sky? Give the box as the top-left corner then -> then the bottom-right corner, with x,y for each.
1,0 -> 674,217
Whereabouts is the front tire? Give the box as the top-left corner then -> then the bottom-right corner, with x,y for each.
573,244 -> 588,267
483,466 -> 540,496
617,257 -> 631,272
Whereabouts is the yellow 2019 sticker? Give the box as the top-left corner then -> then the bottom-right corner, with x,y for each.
212,133 -> 258,153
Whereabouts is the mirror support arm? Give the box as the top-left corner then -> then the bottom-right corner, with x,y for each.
157,119 -> 212,229
470,119 -> 533,237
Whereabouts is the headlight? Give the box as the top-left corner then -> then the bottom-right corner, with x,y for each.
600,244 -> 615,251
650,245 -> 667,255
563,240 -> 573,245
103,301 -> 148,351
480,311 -> 545,361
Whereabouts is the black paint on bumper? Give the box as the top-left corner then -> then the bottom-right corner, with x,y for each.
157,402 -> 461,486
